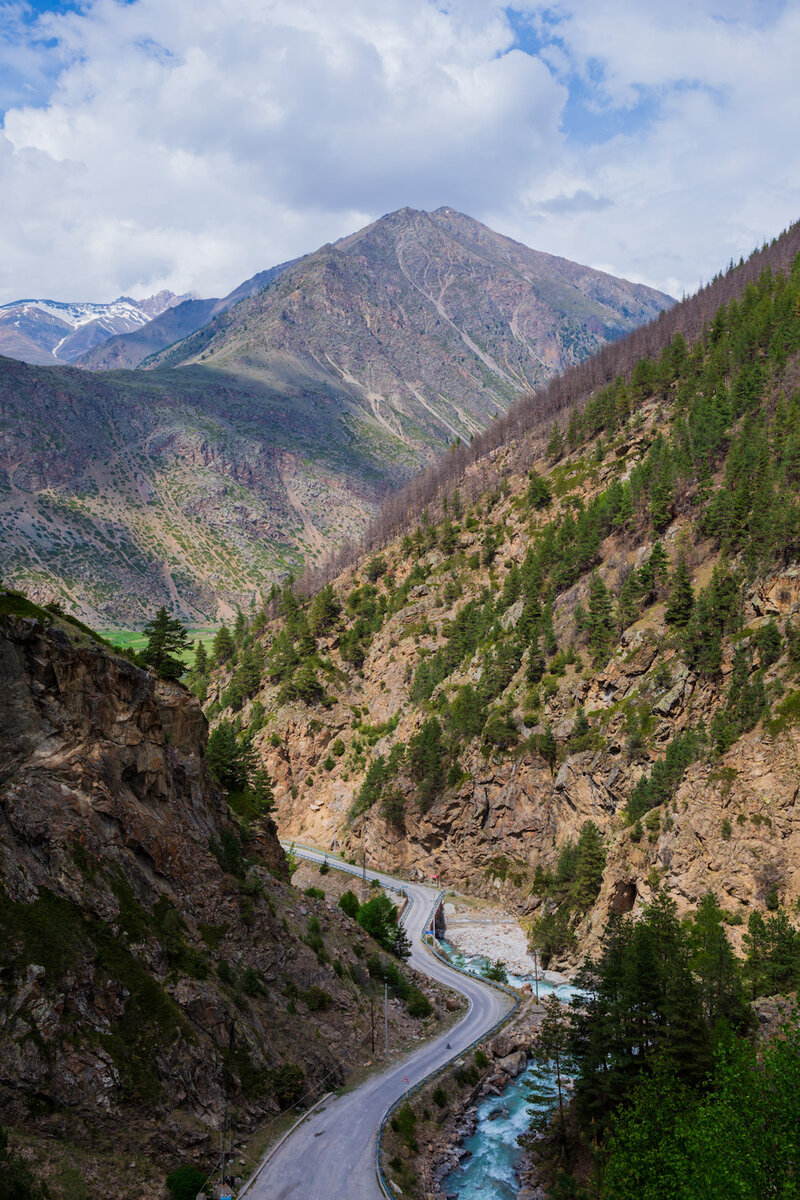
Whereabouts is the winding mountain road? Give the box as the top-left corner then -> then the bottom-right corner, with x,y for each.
241,845 -> 514,1200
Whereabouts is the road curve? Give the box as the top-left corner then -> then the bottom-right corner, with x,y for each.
241,844 -> 514,1200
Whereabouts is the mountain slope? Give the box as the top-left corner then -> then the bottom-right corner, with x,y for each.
0,292 -> 186,365
149,206 -> 672,446
0,594 -> 444,1196
204,221 -> 800,971
0,208 -> 671,625
75,261 -> 298,370
0,355 -> 393,627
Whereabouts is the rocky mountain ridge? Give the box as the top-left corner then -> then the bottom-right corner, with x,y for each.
75,261 -> 298,371
0,292 -> 187,365
0,596 -> 446,1196
0,208 -> 671,626
203,227 -> 800,970
147,206 -> 671,444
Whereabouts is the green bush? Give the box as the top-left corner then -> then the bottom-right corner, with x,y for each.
406,986 -> 432,1018
338,890 -> 360,919
166,1165 -> 207,1200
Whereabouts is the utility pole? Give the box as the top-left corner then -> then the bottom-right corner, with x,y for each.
370,989 -> 375,1055
220,1103 -> 227,1193
362,844 -> 367,886
384,981 -> 389,1058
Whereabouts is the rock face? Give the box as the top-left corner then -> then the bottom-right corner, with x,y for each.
0,612 -> 393,1172
209,389 -> 800,970
0,208 -> 670,626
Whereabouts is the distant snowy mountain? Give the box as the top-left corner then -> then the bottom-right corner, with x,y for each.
0,291 -> 189,364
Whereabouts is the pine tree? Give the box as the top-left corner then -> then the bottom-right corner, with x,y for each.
526,469 -> 552,509
438,518 -> 458,555
539,723 -> 557,769
587,570 -> 614,666
213,622 -> 235,664
308,584 -> 341,636
480,528 -> 496,566
408,717 -> 446,811
617,570 -> 640,630
547,422 -> 564,461
206,720 -> 252,792
572,821 -> 606,911
665,555 -> 694,626
530,996 -> 574,1149
688,892 -> 749,1030
141,607 -> 191,679
193,639 -> 208,676
251,767 -> 275,813
526,637 -> 545,684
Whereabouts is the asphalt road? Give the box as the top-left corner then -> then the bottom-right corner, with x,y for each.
240,844 -> 515,1200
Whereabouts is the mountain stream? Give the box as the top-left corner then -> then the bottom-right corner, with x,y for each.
436,940 -> 578,1200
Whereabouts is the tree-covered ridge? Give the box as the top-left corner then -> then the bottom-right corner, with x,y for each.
209,254 -> 799,773
530,890 -> 800,1198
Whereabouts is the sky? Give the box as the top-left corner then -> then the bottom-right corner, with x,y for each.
0,0 -> 798,304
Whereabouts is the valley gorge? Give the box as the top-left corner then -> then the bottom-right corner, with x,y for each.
3,214 -> 800,1200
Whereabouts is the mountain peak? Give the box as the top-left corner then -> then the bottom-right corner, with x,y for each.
0,290 -> 187,365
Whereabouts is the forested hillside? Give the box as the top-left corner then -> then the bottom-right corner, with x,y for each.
203,227 -> 800,968
200,226 -> 800,1196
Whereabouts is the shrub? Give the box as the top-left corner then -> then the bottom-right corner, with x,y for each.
305,985 -> 331,1011
393,1102 -> 419,1151
406,986 -> 432,1018
432,1084 -> 448,1107
166,1166 -> 207,1200
271,1063 -> 305,1108
338,890 -> 360,919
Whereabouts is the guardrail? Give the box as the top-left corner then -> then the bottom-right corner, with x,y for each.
280,839 -> 409,898
374,891 -> 521,1200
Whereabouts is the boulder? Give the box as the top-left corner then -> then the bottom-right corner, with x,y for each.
496,1050 -> 527,1077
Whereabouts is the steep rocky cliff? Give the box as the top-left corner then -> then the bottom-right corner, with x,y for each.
0,598 -> 441,1193
205,234 -> 800,969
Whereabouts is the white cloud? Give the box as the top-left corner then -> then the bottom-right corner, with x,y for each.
0,0 -> 797,302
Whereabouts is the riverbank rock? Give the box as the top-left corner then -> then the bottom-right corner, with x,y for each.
497,1050 -> 528,1077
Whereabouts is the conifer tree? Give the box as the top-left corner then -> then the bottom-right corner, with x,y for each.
587,570 -> 615,666
142,607 -> 191,679
539,723 -> 557,769
213,622 -> 235,664
572,821 -> 606,911
530,996 -> 574,1149
665,555 -> 695,626
526,637 -> 545,685
308,584 -> 341,636
438,518 -> 458,555
547,422 -> 564,461
193,639 -> 208,676
617,570 -> 640,630
526,469 -> 552,509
